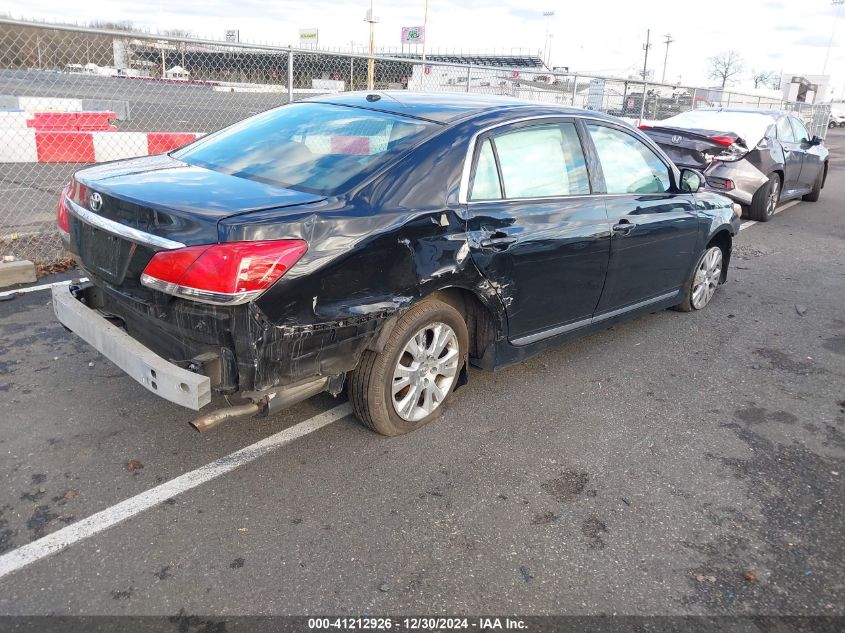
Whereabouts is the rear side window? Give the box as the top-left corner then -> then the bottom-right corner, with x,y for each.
776,117 -> 796,142
587,124 -> 671,194
173,102 -> 436,195
470,139 -> 502,200
471,123 -> 590,200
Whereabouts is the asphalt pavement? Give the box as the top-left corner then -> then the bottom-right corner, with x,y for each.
0,131 -> 842,619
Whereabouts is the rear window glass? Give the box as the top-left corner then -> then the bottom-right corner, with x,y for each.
173,102 -> 437,194
658,110 -> 775,148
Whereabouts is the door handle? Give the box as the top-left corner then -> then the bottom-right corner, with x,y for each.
612,219 -> 635,235
479,231 -> 517,249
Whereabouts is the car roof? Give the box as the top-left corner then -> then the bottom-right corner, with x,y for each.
691,107 -> 785,119
306,90 -> 617,124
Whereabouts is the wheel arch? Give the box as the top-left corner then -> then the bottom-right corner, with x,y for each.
365,284 -> 504,370
706,229 -> 732,283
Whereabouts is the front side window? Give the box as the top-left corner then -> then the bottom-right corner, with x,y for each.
488,123 -> 591,199
789,117 -> 810,143
173,102 -> 436,194
776,117 -> 796,142
587,124 -> 671,194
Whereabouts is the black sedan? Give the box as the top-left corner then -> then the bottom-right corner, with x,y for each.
54,92 -> 741,436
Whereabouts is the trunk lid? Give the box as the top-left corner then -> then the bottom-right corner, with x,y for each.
69,154 -> 325,293
641,126 -> 745,170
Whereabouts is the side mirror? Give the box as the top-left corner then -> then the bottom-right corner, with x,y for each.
810,135 -> 823,146
679,168 -> 704,193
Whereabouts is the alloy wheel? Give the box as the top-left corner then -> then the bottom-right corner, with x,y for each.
391,322 -> 459,422
766,179 -> 780,216
691,247 -> 723,310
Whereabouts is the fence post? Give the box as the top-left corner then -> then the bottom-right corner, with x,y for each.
350,57 -> 354,91
571,75 -> 578,107
466,66 -> 471,93
287,48 -> 294,102
726,91 -> 731,107
691,87 -> 697,109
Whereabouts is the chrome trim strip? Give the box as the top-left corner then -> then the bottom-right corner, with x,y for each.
510,290 -> 679,346
140,273 -> 261,306
66,197 -> 186,250
591,290 -> 679,324
510,316 -> 593,346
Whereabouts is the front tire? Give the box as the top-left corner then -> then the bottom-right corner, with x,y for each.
673,246 -> 724,312
349,299 -> 468,436
748,174 -> 780,222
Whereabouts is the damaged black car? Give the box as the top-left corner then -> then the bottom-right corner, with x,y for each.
54,92 -> 741,435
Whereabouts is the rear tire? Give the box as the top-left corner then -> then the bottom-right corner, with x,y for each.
748,174 -> 780,222
349,299 -> 468,436
802,167 -> 824,202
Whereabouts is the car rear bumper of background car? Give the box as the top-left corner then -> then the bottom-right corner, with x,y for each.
703,159 -> 769,206
52,283 -> 212,410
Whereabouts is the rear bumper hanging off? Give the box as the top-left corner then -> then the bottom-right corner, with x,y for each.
52,283 -> 211,410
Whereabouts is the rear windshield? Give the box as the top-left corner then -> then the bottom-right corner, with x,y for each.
173,102 -> 438,195
658,110 -> 776,148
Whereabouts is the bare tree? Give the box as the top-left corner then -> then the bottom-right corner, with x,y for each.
752,69 -> 780,90
158,29 -> 193,38
708,50 -> 744,88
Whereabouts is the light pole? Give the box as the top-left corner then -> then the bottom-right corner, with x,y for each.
661,33 -> 674,84
422,0 -> 429,65
365,0 -> 379,90
823,0 -> 845,76
542,11 -> 554,68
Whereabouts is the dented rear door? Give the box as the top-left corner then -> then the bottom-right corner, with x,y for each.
463,119 -> 611,343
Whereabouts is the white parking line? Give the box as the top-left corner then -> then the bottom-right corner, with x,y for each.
0,277 -> 89,299
0,402 -> 352,580
739,200 -> 800,231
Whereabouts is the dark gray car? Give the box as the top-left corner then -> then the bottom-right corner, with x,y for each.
641,108 -> 829,221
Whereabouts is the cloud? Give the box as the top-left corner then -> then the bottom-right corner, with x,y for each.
795,34 -> 834,48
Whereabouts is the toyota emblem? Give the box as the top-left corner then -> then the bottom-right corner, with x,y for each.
89,192 -> 103,211
671,135 -> 682,144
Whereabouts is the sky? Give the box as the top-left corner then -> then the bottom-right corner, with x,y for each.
4,0 -> 845,97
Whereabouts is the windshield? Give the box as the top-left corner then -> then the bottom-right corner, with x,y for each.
173,102 -> 438,195
657,110 -> 776,148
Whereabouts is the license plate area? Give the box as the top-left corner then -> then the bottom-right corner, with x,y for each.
78,223 -> 136,285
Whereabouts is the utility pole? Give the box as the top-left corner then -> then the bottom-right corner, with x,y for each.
661,33 -> 674,84
639,29 -> 651,124
641,29 -> 651,83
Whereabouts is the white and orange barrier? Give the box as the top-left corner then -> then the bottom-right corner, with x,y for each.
0,129 -> 201,163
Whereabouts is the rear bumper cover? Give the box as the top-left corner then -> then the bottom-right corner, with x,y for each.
52,283 -> 211,410
703,159 -> 768,206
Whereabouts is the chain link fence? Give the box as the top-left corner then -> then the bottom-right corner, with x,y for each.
0,19 -> 833,266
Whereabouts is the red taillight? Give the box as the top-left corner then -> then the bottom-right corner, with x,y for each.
638,124 -> 651,129
56,185 -> 70,235
708,135 -> 737,147
141,240 -> 308,305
